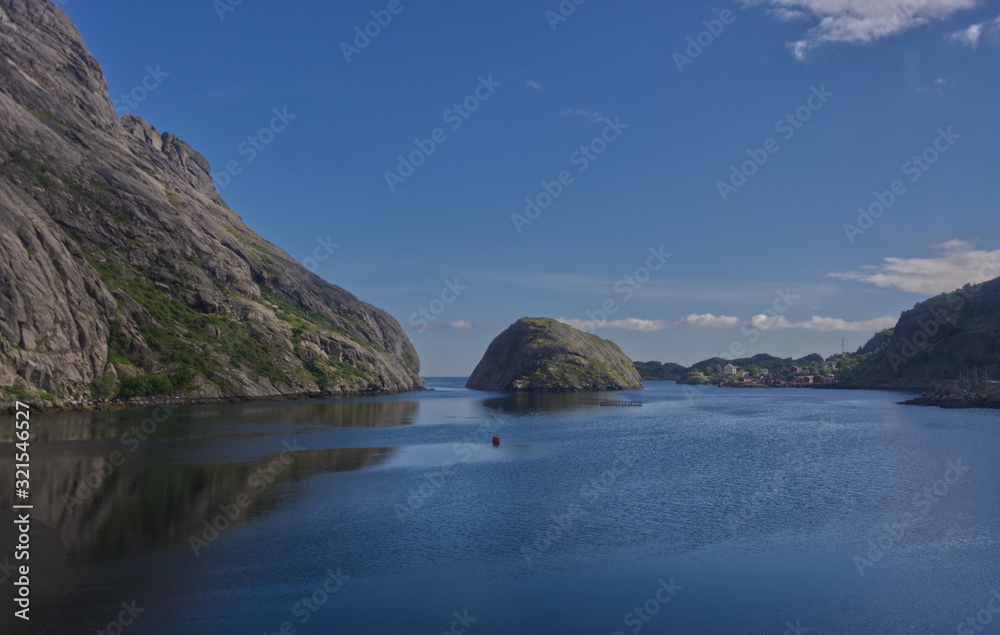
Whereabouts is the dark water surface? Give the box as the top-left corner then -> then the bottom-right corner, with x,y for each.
1,380 -> 998,633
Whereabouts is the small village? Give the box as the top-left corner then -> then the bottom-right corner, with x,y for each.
681,363 -> 840,387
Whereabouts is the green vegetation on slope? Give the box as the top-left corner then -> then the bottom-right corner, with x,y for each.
86,254 -> 292,396
468,317 -> 642,391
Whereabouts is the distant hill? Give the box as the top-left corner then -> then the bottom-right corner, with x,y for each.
634,275 -> 1000,388
633,361 -> 688,380
634,353 -> 833,381
850,276 -> 1000,382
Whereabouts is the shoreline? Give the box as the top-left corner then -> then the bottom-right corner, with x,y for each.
10,379 -> 996,416
662,378 -> 1000,409
663,378 -> 929,393
1,384 -> 430,416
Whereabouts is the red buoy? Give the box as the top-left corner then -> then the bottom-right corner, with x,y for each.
492,435 -> 500,446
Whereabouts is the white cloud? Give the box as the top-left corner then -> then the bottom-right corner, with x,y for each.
558,314 -> 740,332
405,320 -> 477,332
829,239 -> 1000,294
557,317 -> 671,332
557,312 -> 886,333
770,7 -> 810,22
948,15 -> 1000,48
748,314 -> 793,330
675,313 -> 741,328
746,0 -> 979,59
749,314 -> 898,332
559,109 -> 605,123
527,80 -> 543,91
949,22 -> 985,47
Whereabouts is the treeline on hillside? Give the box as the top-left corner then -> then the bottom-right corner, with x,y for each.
634,353 -> 842,381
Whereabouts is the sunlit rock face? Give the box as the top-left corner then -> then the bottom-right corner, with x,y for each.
0,0 -> 422,407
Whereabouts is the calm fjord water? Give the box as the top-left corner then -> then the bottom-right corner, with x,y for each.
3,380 -> 999,634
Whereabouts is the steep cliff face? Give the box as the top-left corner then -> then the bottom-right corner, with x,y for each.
0,0 -> 421,407
466,318 -> 644,392
855,276 -> 1000,381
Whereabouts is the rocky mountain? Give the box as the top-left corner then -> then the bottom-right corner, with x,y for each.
851,276 -> 1000,382
0,0 -> 421,409
466,318 -> 644,392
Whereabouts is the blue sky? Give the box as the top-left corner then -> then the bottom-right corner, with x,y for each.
62,0 -> 1000,375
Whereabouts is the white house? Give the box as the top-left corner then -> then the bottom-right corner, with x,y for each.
723,364 -> 738,376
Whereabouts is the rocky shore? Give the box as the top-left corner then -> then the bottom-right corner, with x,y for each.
900,383 -> 1000,410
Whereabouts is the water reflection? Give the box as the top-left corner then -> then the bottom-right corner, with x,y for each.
0,382 -> 997,634
480,391 -> 615,414
0,396 -> 423,566
0,397 -> 419,443
0,443 -> 395,563
222,398 -> 421,428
